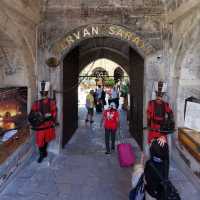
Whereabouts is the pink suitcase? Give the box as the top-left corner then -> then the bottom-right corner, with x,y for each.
117,143 -> 135,167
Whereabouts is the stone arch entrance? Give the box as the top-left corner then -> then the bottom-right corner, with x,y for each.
50,24 -> 156,150
62,37 -> 144,149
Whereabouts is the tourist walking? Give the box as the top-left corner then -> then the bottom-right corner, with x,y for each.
101,102 -> 120,154
110,86 -> 119,109
96,85 -> 103,113
85,90 -> 95,123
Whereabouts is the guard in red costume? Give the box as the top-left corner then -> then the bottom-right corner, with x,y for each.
146,81 -> 174,177
147,81 -> 174,145
29,81 -> 57,163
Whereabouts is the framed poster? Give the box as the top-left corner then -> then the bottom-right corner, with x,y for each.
0,87 -> 27,135
184,100 -> 200,132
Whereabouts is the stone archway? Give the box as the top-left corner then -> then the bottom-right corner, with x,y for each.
175,23 -> 200,126
49,24 -> 155,150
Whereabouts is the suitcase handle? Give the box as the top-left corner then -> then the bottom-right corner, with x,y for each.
117,126 -> 126,143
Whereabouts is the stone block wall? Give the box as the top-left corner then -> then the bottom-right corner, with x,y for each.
164,2 -> 200,184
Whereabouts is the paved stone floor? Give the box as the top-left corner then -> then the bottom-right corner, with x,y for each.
0,106 -> 200,200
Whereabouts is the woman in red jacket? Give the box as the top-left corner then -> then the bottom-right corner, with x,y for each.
101,102 -> 120,154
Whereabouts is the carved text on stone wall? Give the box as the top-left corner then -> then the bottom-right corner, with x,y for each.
51,24 -> 154,55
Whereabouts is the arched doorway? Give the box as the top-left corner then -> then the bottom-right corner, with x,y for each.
62,37 -> 144,149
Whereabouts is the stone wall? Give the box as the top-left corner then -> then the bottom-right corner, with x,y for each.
165,3 -> 200,184
0,0 -> 41,100
37,1 -> 177,153
0,0 -> 41,190
167,6 -> 200,126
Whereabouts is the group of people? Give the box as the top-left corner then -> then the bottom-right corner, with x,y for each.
28,81 -> 121,162
85,85 -> 106,124
85,84 -> 120,123
130,81 -> 180,200
85,85 -> 120,155
28,80 -> 179,199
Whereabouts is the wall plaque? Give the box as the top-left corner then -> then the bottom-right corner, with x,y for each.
184,99 -> 200,132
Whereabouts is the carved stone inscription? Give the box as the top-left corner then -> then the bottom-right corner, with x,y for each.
51,24 -> 154,55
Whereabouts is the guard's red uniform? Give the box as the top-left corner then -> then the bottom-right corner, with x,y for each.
31,98 -> 57,147
147,99 -> 173,144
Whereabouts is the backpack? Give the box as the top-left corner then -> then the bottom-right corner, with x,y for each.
129,173 -> 145,200
28,110 -> 45,128
145,160 -> 181,200
161,181 -> 181,200
160,116 -> 175,134
28,99 -> 51,128
152,100 -> 175,134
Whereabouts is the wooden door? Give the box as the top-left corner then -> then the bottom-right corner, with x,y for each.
129,48 -> 144,149
62,48 -> 79,147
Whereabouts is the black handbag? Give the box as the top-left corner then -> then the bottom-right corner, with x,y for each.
160,113 -> 175,134
28,110 -> 45,128
148,162 -> 181,200
28,99 -> 52,128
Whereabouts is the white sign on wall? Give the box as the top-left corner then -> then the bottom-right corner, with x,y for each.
184,101 -> 200,132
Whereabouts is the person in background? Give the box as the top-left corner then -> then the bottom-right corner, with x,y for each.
110,86 -> 119,109
121,81 -> 129,110
85,90 -> 95,123
100,86 -> 106,109
101,102 -> 120,154
29,81 -> 57,163
96,85 -> 103,113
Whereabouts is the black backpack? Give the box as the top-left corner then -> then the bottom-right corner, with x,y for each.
28,99 -> 51,128
152,100 -> 175,134
162,181 -> 181,200
28,110 -> 45,128
145,160 -> 181,200
160,114 -> 175,134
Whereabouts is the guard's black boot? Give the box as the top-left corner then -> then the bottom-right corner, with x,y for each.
37,147 -> 45,163
43,143 -> 48,158
37,155 -> 44,163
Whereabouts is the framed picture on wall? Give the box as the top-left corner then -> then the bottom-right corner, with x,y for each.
0,87 -> 27,139
184,96 -> 200,132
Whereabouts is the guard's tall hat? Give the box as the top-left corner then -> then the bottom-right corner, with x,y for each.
154,80 -> 167,97
39,80 -> 50,92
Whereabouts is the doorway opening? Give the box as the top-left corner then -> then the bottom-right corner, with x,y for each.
62,37 -> 144,149
78,58 -> 129,121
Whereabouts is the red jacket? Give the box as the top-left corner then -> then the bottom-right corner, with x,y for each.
147,99 -> 173,144
31,98 -> 57,147
103,109 -> 119,130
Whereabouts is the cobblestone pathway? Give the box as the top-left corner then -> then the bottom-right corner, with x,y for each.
0,107 -> 199,200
